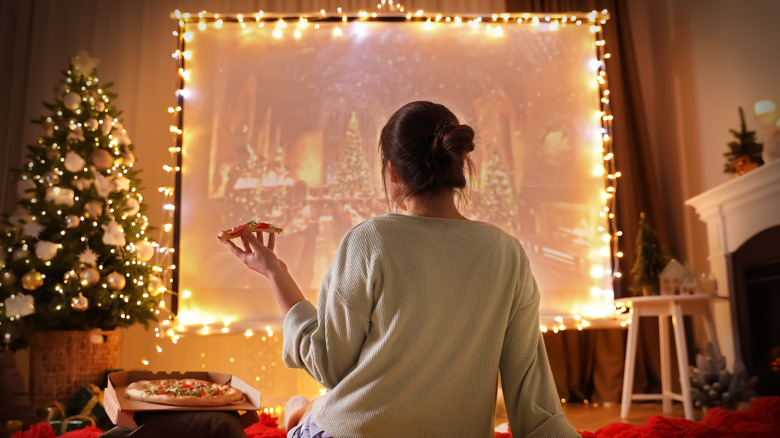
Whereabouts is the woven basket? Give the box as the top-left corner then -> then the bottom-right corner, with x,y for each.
29,329 -> 121,406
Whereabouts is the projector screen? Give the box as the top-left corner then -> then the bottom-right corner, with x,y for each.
176,18 -> 615,329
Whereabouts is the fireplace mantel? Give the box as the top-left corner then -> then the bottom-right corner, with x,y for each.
686,159 -> 780,368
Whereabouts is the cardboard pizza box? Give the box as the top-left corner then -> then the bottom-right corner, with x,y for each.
104,370 -> 262,429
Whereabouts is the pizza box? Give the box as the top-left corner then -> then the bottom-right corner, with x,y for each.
104,370 -> 262,429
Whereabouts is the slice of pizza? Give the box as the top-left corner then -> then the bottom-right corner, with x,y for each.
218,220 -> 283,241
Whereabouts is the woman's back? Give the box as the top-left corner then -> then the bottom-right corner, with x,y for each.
284,214 -> 566,437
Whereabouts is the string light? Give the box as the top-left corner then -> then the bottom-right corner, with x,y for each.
160,6 -> 621,339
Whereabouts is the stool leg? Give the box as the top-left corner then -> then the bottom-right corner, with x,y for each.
659,314 -> 672,414
671,303 -> 695,420
701,304 -> 721,358
621,313 -> 639,418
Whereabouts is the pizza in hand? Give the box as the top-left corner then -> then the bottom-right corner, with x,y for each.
218,220 -> 283,241
125,378 -> 244,407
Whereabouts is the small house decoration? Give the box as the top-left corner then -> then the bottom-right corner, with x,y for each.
659,258 -> 697,295
680,273 -> 702,295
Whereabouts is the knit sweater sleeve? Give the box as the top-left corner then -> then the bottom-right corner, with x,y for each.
281,226 -> 376,389
499,246 -> 580,437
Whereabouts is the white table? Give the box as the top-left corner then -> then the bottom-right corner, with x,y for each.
618,294 -> 727,420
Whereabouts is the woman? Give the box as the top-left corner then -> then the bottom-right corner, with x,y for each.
222,101 -> 579,437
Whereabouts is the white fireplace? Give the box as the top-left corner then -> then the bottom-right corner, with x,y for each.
686,159 -> 780,369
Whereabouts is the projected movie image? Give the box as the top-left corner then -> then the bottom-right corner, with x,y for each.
178,20 -> 614,326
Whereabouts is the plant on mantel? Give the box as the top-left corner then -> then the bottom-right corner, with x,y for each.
724,107 -> 764,175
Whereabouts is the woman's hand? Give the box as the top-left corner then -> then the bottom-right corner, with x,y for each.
220,230 -> 305,315
221,230 -> 287,279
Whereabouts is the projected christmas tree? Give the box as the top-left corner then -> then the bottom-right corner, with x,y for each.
480,148 -> 517,227
0,53 -> 162,350
332,112 -> 374,199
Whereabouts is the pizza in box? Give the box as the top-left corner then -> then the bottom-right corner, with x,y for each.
125,378 -> 244,407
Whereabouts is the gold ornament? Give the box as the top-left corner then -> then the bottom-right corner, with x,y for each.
71,292 -> 89,311
83,201 -> 103,218
21,270 -> 44,291
147,276 -> 166,296
80,267 -> 100,286
43,171 -> 60,186
63,269 -> 78,282
45,148 -> 61,161
73,178 -> 91,191
107,271 -> 126,290
65,214 -> 81,228
1,270 -> 17,287
89,149 -> 113,171
12,247 -> 30,261
84,118 -> 99,131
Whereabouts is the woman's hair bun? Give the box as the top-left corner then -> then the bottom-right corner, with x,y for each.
380,101 -> 476,201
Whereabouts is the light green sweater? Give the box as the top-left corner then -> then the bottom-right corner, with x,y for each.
283,214 -> 579,437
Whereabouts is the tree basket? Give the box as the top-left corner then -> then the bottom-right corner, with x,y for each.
29,329 -> 121,406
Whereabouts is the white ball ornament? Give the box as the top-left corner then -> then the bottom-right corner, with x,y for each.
90,149 -> 114,171
100,117 -> 112,135
123,197 -> 140,216
94,101 -> 106,112
35,241 -> 59,261
107,271 -> 126,290
64,151 -> 87,172
134,240 -> 155,262
63,92 -> 82,110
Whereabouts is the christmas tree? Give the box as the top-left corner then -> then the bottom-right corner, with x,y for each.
0,53 -> 161,351
480,148 -> 517,227
629,212 -> 669,296
332,112 -> 374,200
724,107 -> 764,174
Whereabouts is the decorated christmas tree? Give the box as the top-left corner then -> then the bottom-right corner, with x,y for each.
629,212 -> 669,296
332,112 -> 374,199
0,53 -> 161,351
724,107 -> 764,174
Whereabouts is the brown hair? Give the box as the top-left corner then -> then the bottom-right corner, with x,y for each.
379,101 -> 476,206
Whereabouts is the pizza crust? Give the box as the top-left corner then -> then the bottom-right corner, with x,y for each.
125,378 -> 244,407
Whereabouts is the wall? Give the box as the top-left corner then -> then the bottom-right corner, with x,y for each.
626,0 -> 780,364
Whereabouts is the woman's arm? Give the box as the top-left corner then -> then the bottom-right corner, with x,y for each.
220,230 -> 305,315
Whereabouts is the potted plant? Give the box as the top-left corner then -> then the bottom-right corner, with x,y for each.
629,213 -> 670,296
724,107 -> 764,175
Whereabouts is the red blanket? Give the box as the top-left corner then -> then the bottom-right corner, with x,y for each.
13,397 -> 780,438
577,396 -> 780,438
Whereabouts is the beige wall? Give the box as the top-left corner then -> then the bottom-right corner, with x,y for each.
627,0 -> 780,274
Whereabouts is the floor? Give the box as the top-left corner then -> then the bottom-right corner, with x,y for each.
561,400 -> 700,432
494,400 -> 700,433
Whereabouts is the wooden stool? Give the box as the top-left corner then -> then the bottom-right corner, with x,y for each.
618,295 -> 727,420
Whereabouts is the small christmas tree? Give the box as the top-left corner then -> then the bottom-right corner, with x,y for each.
0,53 -> 161,351
629,212 -> 669,296
690,342 -> 757,410
332,112 -> 374,200
724,107 -> 764,174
